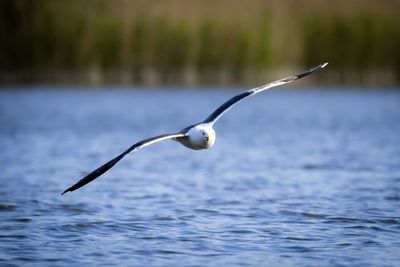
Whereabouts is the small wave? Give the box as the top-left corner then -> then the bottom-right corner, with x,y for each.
229,229 -> 260,234
59,221 -> 107,231
284,236 -> 321,242
336,243 -> 352,247
193,208 -> 220,214
324,217 -> 375,224
301,163 -> 320,170
153,215 -> 175,221
301,212 -> 329,219
0,204 -> 17,212
284,246 -> 313,253
59,204 -> 89,213
278,210 -> 329,220
0,234 -> 28,239
155,249 -> 185,255
376,218 -> 399,224
8,218 -> 32,223
384,195 -> 400,201
120,223 -> 153,231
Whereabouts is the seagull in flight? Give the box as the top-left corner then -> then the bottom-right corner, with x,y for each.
62,63 -> 328,195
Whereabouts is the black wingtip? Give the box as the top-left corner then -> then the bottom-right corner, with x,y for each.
296,62 -> 328,80
60,154 -> 125,196
312,62 -> 329,73
61,189 -> 70,195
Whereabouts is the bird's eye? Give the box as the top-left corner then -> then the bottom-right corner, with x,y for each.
202,132 -> 205,135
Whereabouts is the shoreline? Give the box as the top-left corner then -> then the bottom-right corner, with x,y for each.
0,68 -> 398,87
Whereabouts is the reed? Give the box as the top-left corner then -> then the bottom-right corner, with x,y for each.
0,0 -> 399,86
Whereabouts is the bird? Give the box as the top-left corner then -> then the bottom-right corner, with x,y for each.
62,63 -> 328,195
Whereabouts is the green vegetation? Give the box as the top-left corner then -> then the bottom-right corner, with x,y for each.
303,13 -> 400,84
0,0 -> 399,86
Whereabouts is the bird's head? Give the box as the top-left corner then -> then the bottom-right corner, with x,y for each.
200,128 -> 215,148
189,125 -> 216,149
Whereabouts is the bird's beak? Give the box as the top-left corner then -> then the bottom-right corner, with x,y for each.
205,136 -> 209,142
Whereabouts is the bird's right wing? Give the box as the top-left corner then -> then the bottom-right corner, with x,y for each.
202,63 -> 328,125
61,133 -> 185,195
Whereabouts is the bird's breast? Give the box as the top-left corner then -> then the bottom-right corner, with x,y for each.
176,124 -> 216,150
176,136 -> 207,150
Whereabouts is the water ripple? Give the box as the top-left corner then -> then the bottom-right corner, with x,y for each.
1,89 -> 400,266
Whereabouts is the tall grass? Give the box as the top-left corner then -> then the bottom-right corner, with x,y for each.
0,0 -> 399,86
303,14 -> 400,69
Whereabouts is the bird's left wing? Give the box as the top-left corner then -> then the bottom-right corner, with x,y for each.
202,63 -> 328,125
61,133 -> 185,195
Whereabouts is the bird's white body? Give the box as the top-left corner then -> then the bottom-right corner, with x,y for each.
177,124 -> 216,150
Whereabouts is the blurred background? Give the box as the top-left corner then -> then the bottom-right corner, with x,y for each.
1,0 -> 399,87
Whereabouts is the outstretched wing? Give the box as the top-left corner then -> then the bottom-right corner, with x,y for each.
61,133 -> 185,195
202,63 -> 328,125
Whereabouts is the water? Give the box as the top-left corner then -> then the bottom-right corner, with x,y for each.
0,88 -> 399,266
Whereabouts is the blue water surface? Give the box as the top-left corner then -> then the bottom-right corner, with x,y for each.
0,88 -> 399,266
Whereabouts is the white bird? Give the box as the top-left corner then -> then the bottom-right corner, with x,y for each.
62,63 -> 328,195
